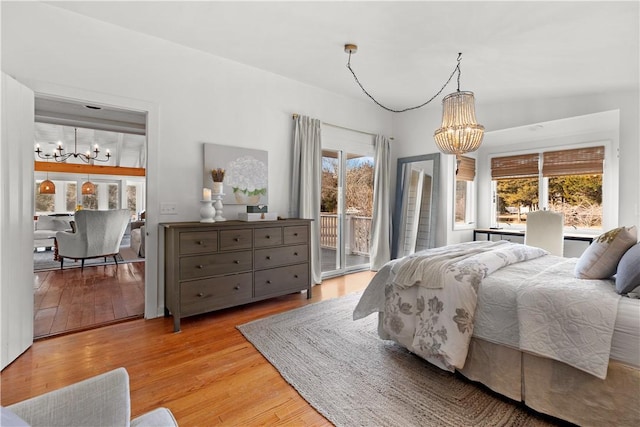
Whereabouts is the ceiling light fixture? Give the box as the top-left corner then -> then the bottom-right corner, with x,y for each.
39,156 -> 56,194
35,127 -> 111,163
344,44 -> 484,157
81,175 -> 96,196
39,179 -> 56,195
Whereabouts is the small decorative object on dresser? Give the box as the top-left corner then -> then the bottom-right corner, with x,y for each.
161,219 -> 312,332
211,168 -> 225,194
199,199 -> 215,223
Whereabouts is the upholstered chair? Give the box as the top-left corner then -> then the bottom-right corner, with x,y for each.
4,368 -> 178,427
524,210 -> 564,256
56,209 -> 130,270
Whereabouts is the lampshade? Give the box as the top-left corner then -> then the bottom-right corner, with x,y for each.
81,180 -> 95,195
39,179 -> 56,194
433,91 -> 484,156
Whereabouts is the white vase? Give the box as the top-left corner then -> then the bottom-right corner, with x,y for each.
213,182 -> 223,194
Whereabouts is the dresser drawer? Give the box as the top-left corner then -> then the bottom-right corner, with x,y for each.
283,225 -> 308,245
180,251 -> 252,280
255,264 -> 309,298
254,227 -> 283,247
180,231 -> 218,255
219,229 -> 252,251
180,273 -> 253,316
254,244 -> 308,269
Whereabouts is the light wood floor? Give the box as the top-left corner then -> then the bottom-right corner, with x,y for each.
2,270 -> 376,426
34,262 -> 145,339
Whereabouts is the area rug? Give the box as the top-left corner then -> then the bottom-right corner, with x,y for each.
237,292 -> 562,427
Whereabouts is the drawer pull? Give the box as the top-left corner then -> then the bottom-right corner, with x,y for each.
266,280 -> 271,284
234,260 -> 240,264
234,237 -> 240,242
294,274 -> 299,278
266,256 -> 271,260
294,252 -> 298,256
197,292 -> 204,297
234,285 -> 240,290
197,264 -> 205,269
197,240 -> 204,245
294,233 -> 298,236
266,235 -> 271,239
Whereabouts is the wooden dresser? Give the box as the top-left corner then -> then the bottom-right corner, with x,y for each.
161,219 -> 312,331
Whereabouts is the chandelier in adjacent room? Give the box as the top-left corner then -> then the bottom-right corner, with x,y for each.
35,127 -> 111,163
344,45 -> 484,156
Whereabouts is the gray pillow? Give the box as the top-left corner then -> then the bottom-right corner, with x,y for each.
616,242 -> 640,294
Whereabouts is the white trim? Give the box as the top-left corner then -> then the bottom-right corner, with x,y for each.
23,80 -> 162,319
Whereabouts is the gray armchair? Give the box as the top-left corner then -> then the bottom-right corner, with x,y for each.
56,209 -> 130,270
4,368 -> 177,427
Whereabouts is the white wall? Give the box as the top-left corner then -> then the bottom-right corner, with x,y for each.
393,90 -> 639,246
1,2 -> 393,317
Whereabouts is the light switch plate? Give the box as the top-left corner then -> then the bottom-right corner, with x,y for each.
160,202 -> 177,215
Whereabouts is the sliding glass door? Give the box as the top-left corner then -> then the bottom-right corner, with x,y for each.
320,149 -> 374,277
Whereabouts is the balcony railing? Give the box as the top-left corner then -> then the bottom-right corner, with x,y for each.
320,213 -> 371,256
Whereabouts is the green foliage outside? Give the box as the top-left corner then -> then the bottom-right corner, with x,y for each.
496,174 -> 602,227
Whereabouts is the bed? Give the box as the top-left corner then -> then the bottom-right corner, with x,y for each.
354,239 -> 640,427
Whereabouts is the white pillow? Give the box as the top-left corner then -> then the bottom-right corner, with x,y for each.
574,226 -> 637,279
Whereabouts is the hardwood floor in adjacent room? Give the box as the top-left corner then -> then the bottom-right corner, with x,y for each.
33,261 -> 145,339
2,270 -> 376,426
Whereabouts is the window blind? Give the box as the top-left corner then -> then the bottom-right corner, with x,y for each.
542,146 -> 604,177
491,153 -> 539,179
456,156 -> 476,181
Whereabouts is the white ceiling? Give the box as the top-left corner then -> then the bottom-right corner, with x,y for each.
48,0 -> 639,109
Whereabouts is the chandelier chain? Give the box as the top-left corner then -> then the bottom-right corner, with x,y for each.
346,52 -> 463,113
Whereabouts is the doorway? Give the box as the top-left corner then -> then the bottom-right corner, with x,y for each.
320,149 -> 374,278
32,96 -> 148,338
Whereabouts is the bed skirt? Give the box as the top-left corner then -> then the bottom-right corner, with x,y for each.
458,337 -> 640,427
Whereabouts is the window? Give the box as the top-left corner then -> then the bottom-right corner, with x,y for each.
108,184 -> 119,210
34,180 -> 77,214
127,184 -> 138,219
66,183 -> 77,211
543,147 -> 604,228
491,153 -> 540,227
34,181 -> 55,214
454,156 -> 475,228
491,146 -> 604,230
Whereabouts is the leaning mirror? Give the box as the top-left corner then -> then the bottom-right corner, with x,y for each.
392,153 -> 440,259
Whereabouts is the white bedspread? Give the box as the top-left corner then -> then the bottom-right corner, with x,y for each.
517,257 -> 619,379
354,243 -> 621,379
354,241 -> 547,372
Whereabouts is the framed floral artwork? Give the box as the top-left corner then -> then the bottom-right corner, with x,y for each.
203,143 -> 268,205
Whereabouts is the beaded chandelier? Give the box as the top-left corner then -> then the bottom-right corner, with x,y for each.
434,91 -> 484,156
345,46 -> 484,156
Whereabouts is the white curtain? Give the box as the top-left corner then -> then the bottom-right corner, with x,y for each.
369,134 -> 392,271
291,115 -> 322,284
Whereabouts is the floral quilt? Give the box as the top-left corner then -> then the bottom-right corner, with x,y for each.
355,241 -> 548,372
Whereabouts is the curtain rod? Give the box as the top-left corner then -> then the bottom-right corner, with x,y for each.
292,113 -> 394,140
